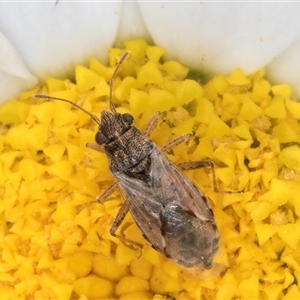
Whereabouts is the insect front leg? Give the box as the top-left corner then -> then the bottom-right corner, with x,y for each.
86,142 -> 104,153
109,202 -> 143,248
86,142 -> 119,203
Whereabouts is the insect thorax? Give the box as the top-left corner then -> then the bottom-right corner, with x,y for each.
104,126 -> 154,174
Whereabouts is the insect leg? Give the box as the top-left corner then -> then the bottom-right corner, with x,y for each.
109,202 -> 143,248
143,112 -> 161,137
86,142 -> 120,202
97,182 -> 118,203
177,158 -> 214,171
177,159 -> 230,193
161,133 -> 193,152
143,112 -> 192,147
86,142 -> 104,153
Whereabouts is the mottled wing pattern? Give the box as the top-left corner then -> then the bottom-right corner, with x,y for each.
115,145 -> 219,268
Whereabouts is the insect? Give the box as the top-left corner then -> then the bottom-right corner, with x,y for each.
35,51 -> 221,269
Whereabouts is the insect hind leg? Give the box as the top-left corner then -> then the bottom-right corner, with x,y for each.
109,203 -> 143,249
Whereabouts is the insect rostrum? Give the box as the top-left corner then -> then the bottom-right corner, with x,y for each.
35,51 -> 219,269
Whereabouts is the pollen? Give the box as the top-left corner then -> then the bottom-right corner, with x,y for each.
0,39 -> 300,299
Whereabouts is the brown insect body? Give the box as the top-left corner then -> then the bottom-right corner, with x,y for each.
97,110 -> 219,269
98,111 -> 153,174
35,51 -> 220,269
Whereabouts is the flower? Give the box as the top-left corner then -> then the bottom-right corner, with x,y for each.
1,2 -> 300,100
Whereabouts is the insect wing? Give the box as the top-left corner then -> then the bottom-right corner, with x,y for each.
114,165 -> 167,254
115,145 -> 219,269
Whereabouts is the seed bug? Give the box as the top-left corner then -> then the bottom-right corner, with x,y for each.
35,51 -> 221,269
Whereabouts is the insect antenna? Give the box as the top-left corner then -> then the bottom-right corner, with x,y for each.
34,94 -> 101,126
35,51 -> 129,123
108,51 -> 129,114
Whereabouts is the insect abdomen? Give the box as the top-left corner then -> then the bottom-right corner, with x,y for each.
160,203 -> 219,268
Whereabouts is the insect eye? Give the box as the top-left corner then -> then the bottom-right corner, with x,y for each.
122,113 -> 134,125
95,131 -> 107,145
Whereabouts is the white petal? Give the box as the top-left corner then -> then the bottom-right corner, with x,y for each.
0,2 -> 121,79
266,36 -> 300,97
0,32 -> 38,104
139,2 -> 300,75
116,1 -> 151,46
